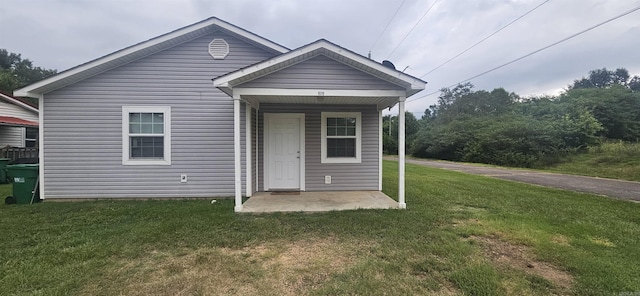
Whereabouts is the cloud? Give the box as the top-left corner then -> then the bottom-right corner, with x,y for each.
1,0 -> 638,114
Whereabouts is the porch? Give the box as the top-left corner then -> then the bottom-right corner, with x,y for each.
239,191 -> 399,213
212,40 -> 427,212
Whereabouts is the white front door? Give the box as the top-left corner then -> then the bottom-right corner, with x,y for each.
266,114 -> 304,190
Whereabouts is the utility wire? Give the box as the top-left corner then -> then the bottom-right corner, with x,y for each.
420,0 -> 550,78
369,0 -> 407,54
386,0 -> 440,59
407,4 -> 640,104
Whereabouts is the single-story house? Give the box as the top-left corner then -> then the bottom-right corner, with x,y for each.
0,92 -> 38,148
14,17 -> 426,211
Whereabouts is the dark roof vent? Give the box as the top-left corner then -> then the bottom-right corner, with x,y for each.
382,60 -> 396,70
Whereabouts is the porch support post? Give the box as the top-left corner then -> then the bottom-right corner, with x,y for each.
245,103 -> 252,197
398,97 -> 406,209
233,94 -> 243,212
378,109 -> 383,191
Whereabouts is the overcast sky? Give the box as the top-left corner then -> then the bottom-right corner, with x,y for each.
2,0 -> 639,115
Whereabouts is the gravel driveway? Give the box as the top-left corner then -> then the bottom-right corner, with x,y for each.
386,156 -> 640,202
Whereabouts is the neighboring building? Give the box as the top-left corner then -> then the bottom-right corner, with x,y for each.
14,17 -> 425,211
0,92 -> 38,148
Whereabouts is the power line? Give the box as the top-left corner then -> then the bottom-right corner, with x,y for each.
407,4 -> 640,104
386,0 -> 441,60
419,0 -> 550,78
369,0 -> 407,54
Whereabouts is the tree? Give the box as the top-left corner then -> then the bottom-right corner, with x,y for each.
382,112 -> 420,155
0,49 -> 57,94
629,76 -> 640,92
569,67 -> 637,90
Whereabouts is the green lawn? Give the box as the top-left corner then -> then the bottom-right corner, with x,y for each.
542,141 -> 640,182
1,161 -> 639,295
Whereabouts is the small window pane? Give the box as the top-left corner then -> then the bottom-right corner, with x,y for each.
141,113 -> 153,123
337,127 -> 346,136
346,118 -> 356,126
336,118 -> 345,126
346,127 -> 356,136
328,118 -> 337,126
141,123 -> 153,134
130,113 -> 141,123
327,127 -> 337,136
153,113 -> 163,123
130,123 -> 140,133
154,123 -> 164,134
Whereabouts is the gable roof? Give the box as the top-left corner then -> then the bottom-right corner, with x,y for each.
14,17 -> 289,98
213,39 -> 426,97
0,92 -> 38,114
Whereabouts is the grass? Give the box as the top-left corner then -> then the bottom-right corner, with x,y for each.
1,161 -> 639,295
542,141 -> 640,182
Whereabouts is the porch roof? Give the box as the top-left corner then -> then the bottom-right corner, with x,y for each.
0,116 -> 38,127
212,39 -> 427,107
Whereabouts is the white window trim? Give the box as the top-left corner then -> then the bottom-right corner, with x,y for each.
122,106 -> 171,165
321,112 -> 361,164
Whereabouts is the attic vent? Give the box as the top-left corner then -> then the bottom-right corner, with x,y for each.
208,38 -> 229,59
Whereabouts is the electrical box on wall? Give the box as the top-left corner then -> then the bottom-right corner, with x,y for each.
324,176 -> 331,184
180,174 -> 188,183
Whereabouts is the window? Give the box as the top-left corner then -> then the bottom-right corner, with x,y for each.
321,112 -> 361,163
122,106 -> 171,165
24,127 -> 38,148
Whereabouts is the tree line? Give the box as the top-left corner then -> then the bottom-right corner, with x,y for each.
0,49 -> 57,105
384,67 -> 640,167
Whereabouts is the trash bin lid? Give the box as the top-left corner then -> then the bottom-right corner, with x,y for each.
7,164 -> 39,169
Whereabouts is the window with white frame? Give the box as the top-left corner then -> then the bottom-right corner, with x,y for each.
321,112 -> 361,163
24,127 -> 37,148
122,106 -> 171,165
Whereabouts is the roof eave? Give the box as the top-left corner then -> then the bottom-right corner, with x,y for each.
213,39 -> 427,95
14,17 -> 289,98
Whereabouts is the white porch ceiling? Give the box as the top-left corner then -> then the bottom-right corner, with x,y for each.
242,95 -> 399,110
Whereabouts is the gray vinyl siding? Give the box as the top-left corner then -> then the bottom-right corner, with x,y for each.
0,126 -> 24,147
0,100 -> 37,147
258,104 -> 379,191
42,32 -> 274,198
240,55 -> 404,90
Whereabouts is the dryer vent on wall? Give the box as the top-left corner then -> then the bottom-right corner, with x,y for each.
208,38 -> 229,59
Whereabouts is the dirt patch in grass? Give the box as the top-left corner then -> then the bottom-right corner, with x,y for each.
470,235 -> 574,292
85,238 -> 362,296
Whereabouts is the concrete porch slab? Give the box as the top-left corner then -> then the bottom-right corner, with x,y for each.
240,191 -> 399,213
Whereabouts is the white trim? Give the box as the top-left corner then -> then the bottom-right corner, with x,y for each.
234,88 -> 406,98
14,17 -> 288,98
213,40 -> 425,91
321,112 -> 362,164
263,113 -> 305,191
245,103 -> 252,197
255,106 -> 259,193
398,98 -> 406,209
38,96 -> 44,200
234,96 -> 243,212
379,110 -> 383,191
121,106 -> 171,166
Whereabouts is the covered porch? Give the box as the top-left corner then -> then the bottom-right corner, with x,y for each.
213,40 -> 426,212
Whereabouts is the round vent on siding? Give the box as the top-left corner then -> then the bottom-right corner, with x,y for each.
208,38 -> 229,59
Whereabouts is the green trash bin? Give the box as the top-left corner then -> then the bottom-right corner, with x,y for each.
0,158 -> 10,184
6,164 -> 40,204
